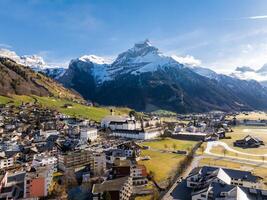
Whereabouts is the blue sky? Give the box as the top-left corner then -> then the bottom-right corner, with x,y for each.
1,0 -> 267,72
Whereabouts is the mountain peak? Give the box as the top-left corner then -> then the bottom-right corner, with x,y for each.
134,39 -> 152,48
131,39 -> 158,54
79,55 -> 110,65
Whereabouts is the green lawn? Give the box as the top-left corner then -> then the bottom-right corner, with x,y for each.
140,138 -> 197,151
0,95 -> 131,122
0,96 -> 13,104
138,150 -> 184,183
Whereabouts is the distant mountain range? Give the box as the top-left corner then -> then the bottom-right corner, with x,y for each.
58,40 -> 267,113
0,49 -> 66,79
1,41 -> 267,113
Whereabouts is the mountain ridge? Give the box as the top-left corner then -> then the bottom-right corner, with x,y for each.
58,40 -> 267,113
0,56 -> 82,101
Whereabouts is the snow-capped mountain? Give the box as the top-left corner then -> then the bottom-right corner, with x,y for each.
0,48 -> 46,70
62,39 -> 184,85
109,39 -> 182,75
59,40 -> 267,113
0,48 -> 65,79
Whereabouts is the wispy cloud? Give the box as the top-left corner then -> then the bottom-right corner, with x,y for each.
0,43 -> 12,49
248,15 -> 267,20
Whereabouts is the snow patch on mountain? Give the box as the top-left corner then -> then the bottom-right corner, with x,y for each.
0,48 -> 20,62
0,48 -> 67,79
190,66 -> 220,80
68,39 -> 187,83
0,48 -> 47,70
171,55 -> 201,66
108,39 -> 183,75
79,55 -> 112,65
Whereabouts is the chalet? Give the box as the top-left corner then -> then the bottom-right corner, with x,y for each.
105,149 -> 128,165
131,164 -> 148,186
92,176 -> 133,200
117,142 -> 141,158
234,135 -> 264,148
111,159 -> 148,186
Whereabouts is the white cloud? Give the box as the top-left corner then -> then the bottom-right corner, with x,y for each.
171,55 -> 202,66
206,42 -> 267,74
248,15 -> 267,20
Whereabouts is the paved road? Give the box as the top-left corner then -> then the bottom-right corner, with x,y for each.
205,141 -> 267,163
161,142 -> 267,200
206,141 -> 267,157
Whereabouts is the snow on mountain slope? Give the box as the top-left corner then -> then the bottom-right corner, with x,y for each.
79,55 -> 112,65
189,66 -> 220,80
0,48 -> 46,70
109,39 -> 181,75
0,48 -> 66,79
67,39 -> 185,83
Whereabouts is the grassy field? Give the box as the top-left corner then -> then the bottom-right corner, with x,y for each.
212,126 -> 267,155
138,138 -> 197,185
0,95 -> 131,122
140,138 -> 197,151
199,158 -> 267,188
135,196 -> 152,200
226,112 -> 267,121
138,150 -> 184,183
134,182 -> 155,200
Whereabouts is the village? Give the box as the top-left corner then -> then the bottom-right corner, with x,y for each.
0,102 -> 267,200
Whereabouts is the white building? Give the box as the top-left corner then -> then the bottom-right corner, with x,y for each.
101,115 -> 129,128
0,157 -> 14,169
187,166 -> 262,190
40,130 -> 59,139
112,128 -> 163,140
80,127 -> 98,142
32,155 -> 57,172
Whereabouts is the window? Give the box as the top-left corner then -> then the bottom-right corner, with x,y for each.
201,194 -> 206,198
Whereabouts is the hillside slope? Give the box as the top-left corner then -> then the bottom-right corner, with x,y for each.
0,57 -> 81,101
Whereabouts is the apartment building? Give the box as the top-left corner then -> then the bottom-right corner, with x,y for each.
90,153 -> 106,176
58,149 -> 92,171
25,165 -> 54,198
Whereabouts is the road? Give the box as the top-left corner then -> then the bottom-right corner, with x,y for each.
205,141 -> 267,164
161,141 -> 267,200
